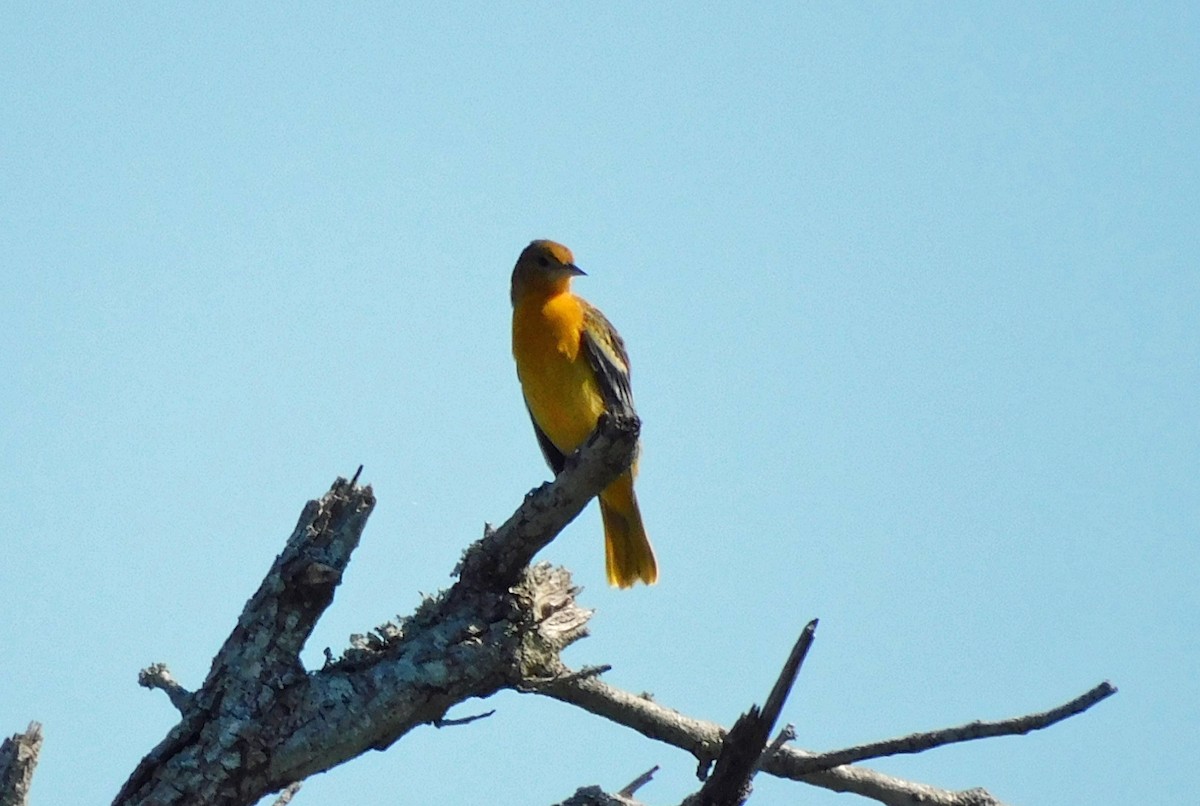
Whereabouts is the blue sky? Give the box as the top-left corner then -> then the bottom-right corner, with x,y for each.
1,3 -> 1196,804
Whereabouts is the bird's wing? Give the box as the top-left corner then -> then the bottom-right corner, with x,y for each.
581,302 -> 636,416
525,402 -> 567,474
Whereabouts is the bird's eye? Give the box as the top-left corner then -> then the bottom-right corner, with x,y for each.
537,256 -> 550,267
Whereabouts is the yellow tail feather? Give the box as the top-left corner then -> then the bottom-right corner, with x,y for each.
599,473 -> 658,588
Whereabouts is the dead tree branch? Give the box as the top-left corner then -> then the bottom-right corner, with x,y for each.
790,680 -> 1118,775
455,413 -> 642,589
0,722 -> 42,806
112,415 -> 639,806
536,662 -> 1112,806
137,664 -> 193,713
619,765 -> 659,798
687,620 -> 817,806
1,412 -> 1115,806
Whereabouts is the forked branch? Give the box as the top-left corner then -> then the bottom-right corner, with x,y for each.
536,661 -> 1113,806
0,414 -> 1115,806
688,620 -> 818,806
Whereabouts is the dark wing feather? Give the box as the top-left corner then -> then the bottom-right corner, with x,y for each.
580,303 -> 636,417
526,402 -> 567,474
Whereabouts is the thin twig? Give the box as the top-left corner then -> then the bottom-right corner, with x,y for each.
537,667 -> 1113,805
756,725 -> 796,774
618,765 -> 659,797
137,663 -> 194,712
522,664 -> 612,691
792,681 -> 1118,774
434,709 -> 496,728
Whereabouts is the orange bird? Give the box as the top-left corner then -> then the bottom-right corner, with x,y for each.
510,239 -> 658,588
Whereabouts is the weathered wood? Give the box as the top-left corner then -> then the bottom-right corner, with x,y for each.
0,722 -> 42,806
113,416 -> 639,806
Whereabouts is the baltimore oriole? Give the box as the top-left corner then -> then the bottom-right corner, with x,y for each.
510,239 -> 658,588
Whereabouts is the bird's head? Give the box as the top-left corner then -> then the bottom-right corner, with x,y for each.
511,239 -> 586,303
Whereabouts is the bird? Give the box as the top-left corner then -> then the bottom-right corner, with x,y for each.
510,239 -> 658,588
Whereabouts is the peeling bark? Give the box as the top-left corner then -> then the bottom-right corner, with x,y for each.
0,415 -> 1115,806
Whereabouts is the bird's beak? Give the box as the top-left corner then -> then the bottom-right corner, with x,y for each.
565,263 -> 586,277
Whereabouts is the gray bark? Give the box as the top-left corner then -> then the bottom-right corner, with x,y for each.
0,414 -> 1115,806
113,415 -> 641,806
0,723 -> 42,806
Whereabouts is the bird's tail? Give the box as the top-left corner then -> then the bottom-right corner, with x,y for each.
599,471 -> 658,588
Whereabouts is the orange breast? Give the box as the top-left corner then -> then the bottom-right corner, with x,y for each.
512,291 -> 606,453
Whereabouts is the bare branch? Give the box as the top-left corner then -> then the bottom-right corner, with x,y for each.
138,664 -> 194,712
204,474 -> 376,687
112,421 -> 635,806
618,765 -> 659,797
456,414 -> 640,590
542,672 -> 1114,805
536,670 -> 1028,806
757,725 -> 796,774
99,426 -> 1109,806
115,474 -> 378,805
689,620 -> 818,806
791,681 -> 1118,774
758,622 -> 817,740
434,709 -> 496,728
0,722 -> 43,806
